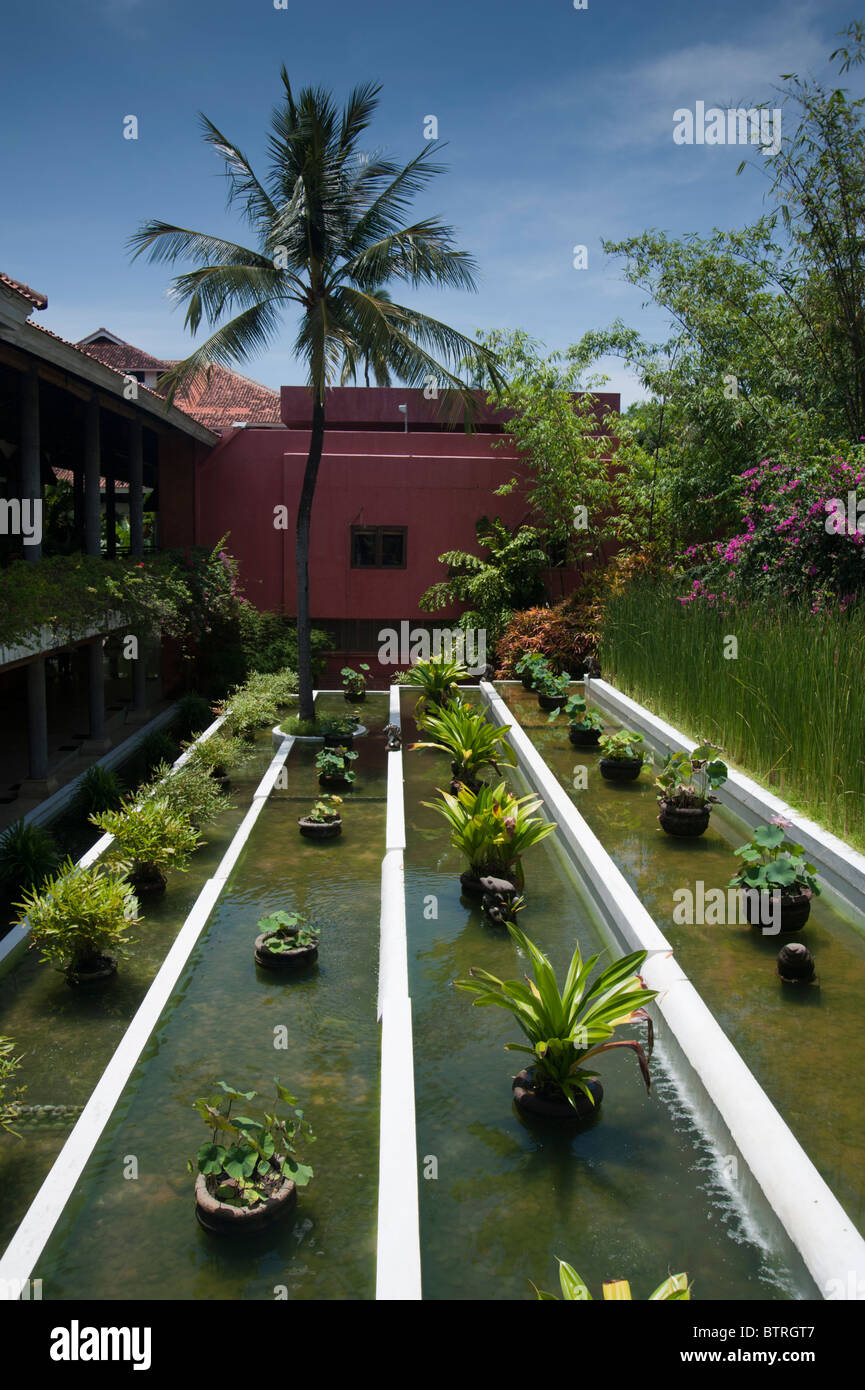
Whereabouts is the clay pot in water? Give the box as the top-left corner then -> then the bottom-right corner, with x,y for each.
66,954 -> 118,987
778,941 -> 816,984
254,930 -> 318,971
194,1168 -> 297,1235
537,693 -> 567,712
744,889 -> 812,933
657,801 -> 711,837
569,725 -> 601,747
512,1067 -> 603,1120
297,816 -> 342,840
128,864 -> 167,896
599,757 -> 642,783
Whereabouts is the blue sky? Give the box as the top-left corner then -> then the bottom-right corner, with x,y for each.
2,0 -> 862,405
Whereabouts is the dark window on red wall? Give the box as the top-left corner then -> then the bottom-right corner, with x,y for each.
351,526 -> 407,569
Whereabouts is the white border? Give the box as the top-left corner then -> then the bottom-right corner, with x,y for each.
481,680 -> 865,1299
0,732 -> 294,1298
375,684 -> 422,1300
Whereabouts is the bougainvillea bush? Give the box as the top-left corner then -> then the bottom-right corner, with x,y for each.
677,448 -> 865,612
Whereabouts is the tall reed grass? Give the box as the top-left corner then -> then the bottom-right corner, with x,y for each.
599,583 -> 865,850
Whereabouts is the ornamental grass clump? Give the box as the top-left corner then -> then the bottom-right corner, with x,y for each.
0,820 -> 61,897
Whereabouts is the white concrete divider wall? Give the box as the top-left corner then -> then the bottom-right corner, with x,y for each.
0,731 -> 295,1299
375,684 -> 422,1301
481,680 -> 865,1300
587,674 -> 865,921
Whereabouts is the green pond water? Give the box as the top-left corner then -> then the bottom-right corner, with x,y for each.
27,695 -> 388,1298
497,682 -> 865,1239
0,736 -> 276,1257
401,692 -> 816,1301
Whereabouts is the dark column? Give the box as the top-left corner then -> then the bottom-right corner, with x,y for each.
129,418 -> 143,557
84,396 -> 101,556
73,464 -> 84,541
20,364 -> 42,562
83,638 -> 111,752
106,471 -> 117,559
19,657 -> 57,795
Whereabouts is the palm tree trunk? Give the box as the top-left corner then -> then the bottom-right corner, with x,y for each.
295,396 -> 325,722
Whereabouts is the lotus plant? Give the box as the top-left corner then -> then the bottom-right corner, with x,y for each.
455,924 -> 657,1111
548,693 -> 605,731
729,823 -> 821,900
654,743 -> 728,809
411,703 -> 516,791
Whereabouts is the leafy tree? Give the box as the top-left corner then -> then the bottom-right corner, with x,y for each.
131,71 -> 499,719
418,515 -> 548,647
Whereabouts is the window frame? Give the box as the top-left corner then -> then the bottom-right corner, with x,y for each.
350,524 -> 407,570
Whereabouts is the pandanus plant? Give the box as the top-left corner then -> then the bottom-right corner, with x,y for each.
455,924 -> 658,1111
533,1259 -> 690,1301
411,704 -> 516,790
426,780 -> 556,888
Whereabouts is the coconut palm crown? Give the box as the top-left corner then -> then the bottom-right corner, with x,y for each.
130,70 -> 501,719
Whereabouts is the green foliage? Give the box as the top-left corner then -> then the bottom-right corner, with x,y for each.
0,1037 -> 25,1138
599,582 -> 865,848
409,653 -> 470,718
411,703 -> 515,785
533,667 -> 571,699
186,733 -> 246,779
190,1078 -> 315,1206
176,693 -> 214,741
455,924 -> 657,1109
73,765 -> 126,817
464,329 -> 618,564
598,730 -> 647,763
279,716 -> 326,737
315,747 -> 358,782
515,651 -> 553,685
136,731 -> 179,775
729,824 -> 821,899
142,759 -> 229,830
654,743 -> 727,808
93,796 -> 201,878
220,685 -> 280,742
341,664 -> 370,696
426,780 -> 556,885
304,795 -> 343,824
533,1260 -> 690,1301
318,715 -> 358,738
548,694 -> 605,731
257,909 -> 320,951
0,820 -> 61,895
418,516 -> 548,648
15,861 -> 140,973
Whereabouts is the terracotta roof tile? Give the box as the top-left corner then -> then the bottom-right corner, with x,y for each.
0,273 -> 48,309
166,361 -> 282,430
79,337 -> 169,374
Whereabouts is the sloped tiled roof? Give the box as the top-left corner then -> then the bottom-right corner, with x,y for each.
78,332 -> 281,431
0,273 -> 48,309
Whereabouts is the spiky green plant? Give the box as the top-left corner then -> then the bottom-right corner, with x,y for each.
0,820 -> 60,895
533,1260 -> 690,1300
15,861 -> 140,975
92,797 -> 201,883
455,924 -> 657,1109
72,764 -> 126,816
425,780 -> 556,886
411,703 -> 515,787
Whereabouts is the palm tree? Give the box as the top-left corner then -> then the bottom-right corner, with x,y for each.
130,70 -> 500,719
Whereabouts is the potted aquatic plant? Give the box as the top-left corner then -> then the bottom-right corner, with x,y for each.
549,693 -> 605,747
411,703 -> 516,793
534,667 -> 571,712
298,794 -> 343,840
320,714 -> 360,748
408,653 -> 470,719
190,1078 -> 314,1235
0,1036 -> 25,1138
729,822 -> 821,932
187,733 -> 246,789
456,924 -> 657,1118
16,860 -> 140,986
315,746 -> 358,787
254,909 -> 320,970
341,663 -> 370,701
533,1259 -> 690,1301
426,780 -> 557,894
598,730 -> 648,783
654,743 -> 728,837
515,651 -> 553,692
93,796 -> 201,895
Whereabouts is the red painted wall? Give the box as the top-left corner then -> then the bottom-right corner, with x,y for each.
195,387 -> 620,627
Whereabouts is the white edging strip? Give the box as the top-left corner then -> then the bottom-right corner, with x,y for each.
375,683 -> 421,1301
481,680 -> 865,1299
0,733 -> 294,1298
588,675 -> 865,919
0,713 -> 229,978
